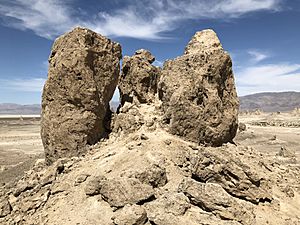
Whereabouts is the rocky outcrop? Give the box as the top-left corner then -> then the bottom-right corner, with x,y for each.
1,126 -> 299,225
3,28 -> 299,225
41,27 -> 122,164
86,176 -> 155,208
119,49 -> 161,105
158,29 -> 239,146
190,146 -> 273,204
112,204 -> 147,225
178,179 -> 255,225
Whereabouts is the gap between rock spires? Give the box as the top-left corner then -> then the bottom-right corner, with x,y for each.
0,27 -> 299,225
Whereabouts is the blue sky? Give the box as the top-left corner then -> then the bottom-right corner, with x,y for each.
0,0 -> 300,104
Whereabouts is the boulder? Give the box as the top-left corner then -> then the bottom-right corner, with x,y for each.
112,102 -> 145,135
145,193 -> 190,224
158,29 -> 239,146
127,163 -> 168,188
0,198 -> 11,218
190,145 -> 273,204
238,122 -> 247,132
178,178 -> 255,225
277,146 -> 296,158
113,204 -> 147,225
99,177 -> 154,208
119,49 -> 161,105
41,27 -> 122,164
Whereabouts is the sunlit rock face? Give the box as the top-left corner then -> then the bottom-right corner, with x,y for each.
158,29 -> 239,146
41,27 -> 122,164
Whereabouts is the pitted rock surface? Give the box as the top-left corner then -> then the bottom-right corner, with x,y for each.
1,28 -> 299,225
158,29 -> 239,146
178,178 -> 255,225
41,27 -> 122,164
119,49 -> 161,105
190,145 -> 273,203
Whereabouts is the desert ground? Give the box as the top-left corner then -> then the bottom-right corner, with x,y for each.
237,111 -> 300,161
0,115 -> 43,186
0,112 -> 299,187
0,111 -> 299,224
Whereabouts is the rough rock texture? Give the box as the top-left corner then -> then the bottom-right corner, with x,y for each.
119,49 -> 161,105
127,163 -> 168,188
41,27 -> 122,164
277,146 -> 296,158
1,118 -> 300,224
145,193 -> 191,224
112,102 -> 145,135
113,204 -> 147,225
178,178 -> 255,225
190,146 -> 272,203
2,29 -> 300,225
158,29 -> 239,146
97,177 -> 155,208
0,198 -> 11,218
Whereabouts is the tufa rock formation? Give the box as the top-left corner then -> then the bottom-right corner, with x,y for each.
3,28 -> 300,225
119,49 -> 161,105
158,29 -> 239,146
1,28 -> 300,225
2,132 -> 299,225
41,27 -> 121,164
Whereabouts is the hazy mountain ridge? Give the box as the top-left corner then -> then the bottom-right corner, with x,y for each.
240,91 -> 300,112
1,91 -> 300,115
0,103 -> 41,115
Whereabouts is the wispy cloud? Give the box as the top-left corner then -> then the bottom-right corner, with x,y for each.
0,0 -> 77,39
0,0 -> 283,40
235,63 -> 300,96
247,50 -> 270,63
0,78 -> 46,92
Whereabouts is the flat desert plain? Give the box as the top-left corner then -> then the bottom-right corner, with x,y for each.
0,112 -> 299,186
0,115 -> 43,186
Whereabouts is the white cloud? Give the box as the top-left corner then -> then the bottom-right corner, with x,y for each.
0,0 -> 282,40
248,50 -> 270,63
235,63 -> 300,96
0,0 -> 77,39
0,78 -> 46,92
153,60 -> 164,67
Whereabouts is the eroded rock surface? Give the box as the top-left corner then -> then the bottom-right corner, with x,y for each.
113,204 -> 147,225
2,29 -> 299,225
41,27 -> 122,164
190,146 -> 272,203
119,49 -> 161,105
158,29 -> 239,146
179,178 -> 255,225
145,193 -> 191,225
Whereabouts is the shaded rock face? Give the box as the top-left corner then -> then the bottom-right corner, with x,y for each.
158,29 -> 239,146
119,49 -> 161,105
41,27 -> 122,164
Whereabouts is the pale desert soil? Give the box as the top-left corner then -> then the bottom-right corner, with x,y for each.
236,112 -> 300,161
0,112 -> 299,187
0,116 -> 43,186
0,112 -> 299,224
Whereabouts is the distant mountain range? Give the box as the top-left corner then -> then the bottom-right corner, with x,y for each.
1,92 -> 299,114
239,91 -> 300,112
0,103 -> 41,115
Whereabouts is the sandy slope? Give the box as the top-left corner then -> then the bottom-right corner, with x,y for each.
0,110 -> 299,224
